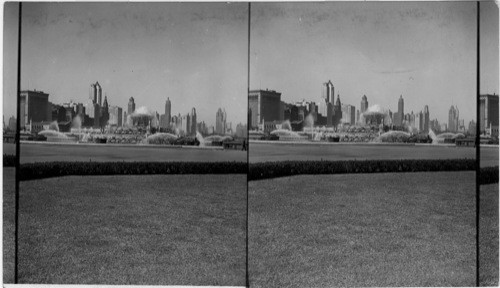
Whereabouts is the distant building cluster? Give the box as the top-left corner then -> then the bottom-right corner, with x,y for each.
17,81 -> 245,137
249,79 -> 490,136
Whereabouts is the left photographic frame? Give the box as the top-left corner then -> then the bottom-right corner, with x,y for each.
3,2 -> 248,285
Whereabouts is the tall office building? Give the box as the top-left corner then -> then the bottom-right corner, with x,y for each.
89,82 -> 102,105
322,80 -> 335,104
89,83 -> 97,103
190,108 -> 197,135
165,97 -> 171,128
423,105 -> 430,133
448,105 -> 459,132
332,94 -> 343,127
248,89 -> 281,128
341,104 -> 356,125
100,96 -> 109,128
109,106 -> 123,127
361,95 -> 368,114
396,95 -> 404,126
182,114 -> 189,135
128,97 -> 136,115
216,108 -> 227,135
415,111 -> 422,132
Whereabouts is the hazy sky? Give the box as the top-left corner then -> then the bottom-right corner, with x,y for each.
3,2 -> 248,127
250,2 -> 498,125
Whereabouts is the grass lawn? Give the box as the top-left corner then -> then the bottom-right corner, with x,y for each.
12,174 -> 245,285
249,171 -> 475,287
250,142 -> 476,163
3,167 -> 15,283
4,143 -> 246,163
480,183 -> 499,286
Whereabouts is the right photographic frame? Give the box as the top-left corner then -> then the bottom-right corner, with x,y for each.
248,2 -> 498,287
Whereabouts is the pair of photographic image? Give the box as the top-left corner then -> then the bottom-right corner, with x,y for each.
3,2 -> 499,287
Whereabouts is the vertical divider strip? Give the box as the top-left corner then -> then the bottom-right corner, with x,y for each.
14,2 -> 23,284
475,1 -> 480,286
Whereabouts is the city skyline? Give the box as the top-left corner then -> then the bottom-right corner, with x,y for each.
250,2 -> 498,126
3,2 -> 248,127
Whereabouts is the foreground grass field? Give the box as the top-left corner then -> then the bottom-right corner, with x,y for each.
249,172 -> 475,287
10,174 -> 245,285
480,183 -> 499,286
3,168 -> 15,283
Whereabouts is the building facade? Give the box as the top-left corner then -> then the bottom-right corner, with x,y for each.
341,104 -> 356,125
108,105 -> 123,127
248,89 -> 281,128
479,94 -> 499,135
20,90 -> 51,129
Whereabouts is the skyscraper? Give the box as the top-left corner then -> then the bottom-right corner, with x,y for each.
89,83 -> 97,103
100,96 -> 109,128
448,105 -> 459,132
332,94 -> 343,127
96,82 -> 102,106
89,81 -> 102,105
165,97 -> 171,128
190,108 -> 197,135
128,97 -> 136,115
415,111 -> 422,132
216,108 -> 227,135
397,95 -> 404,126
322,80 -> 334,104
341,104 -> 355,125
423,105 -> 430,133
361,95 -> 368,113
109,106 -> 123,127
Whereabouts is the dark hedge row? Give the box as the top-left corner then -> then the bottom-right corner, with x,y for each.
3,154 -> 15,167
480,166 -> 499,185
20,161 -> 247,181
249,159 -> 476,181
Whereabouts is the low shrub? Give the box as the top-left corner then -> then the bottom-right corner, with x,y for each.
20,161 -> 247,181
3,154 -> 15,167
249,159 -> 476,181
479,166 -> 499,185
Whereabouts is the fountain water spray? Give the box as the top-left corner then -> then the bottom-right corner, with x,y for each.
196,132 -> 206,146
49,121 -> 60,132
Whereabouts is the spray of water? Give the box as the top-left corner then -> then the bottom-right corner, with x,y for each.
281,120 -> 291,130
71,115 -> 82,130
49,121 -> 60,132
196,132 -> 206,146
